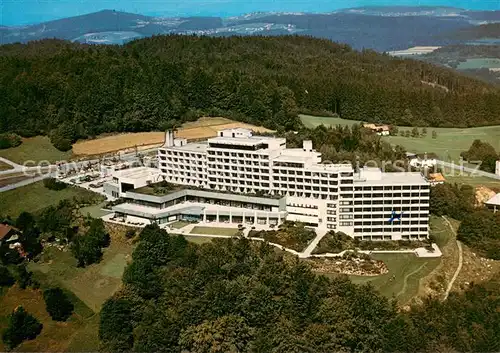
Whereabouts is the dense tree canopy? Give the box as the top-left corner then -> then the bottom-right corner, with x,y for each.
1,307 -> 43,350
1,36 -> 500,148
100,224 -> 500,352
461,139 -> 499,173
429,183 -> 475,220
42,287 -> 74,321
458,210 -> 500,260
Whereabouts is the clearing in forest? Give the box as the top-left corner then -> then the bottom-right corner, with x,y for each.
71,117 -> 271,156
300,114 -> 500,161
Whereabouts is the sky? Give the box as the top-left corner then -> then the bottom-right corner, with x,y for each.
1,0 -> 500,26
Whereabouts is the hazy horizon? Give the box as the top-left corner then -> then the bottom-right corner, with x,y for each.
2,0 -> 500,26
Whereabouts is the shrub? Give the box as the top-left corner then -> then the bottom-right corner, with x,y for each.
1,307 -> 43,349
13,264 -> 33,289
43,177 -> 67,191
43,287 -> 74,321
0,265 -> 15,287
0,133 -> 22,149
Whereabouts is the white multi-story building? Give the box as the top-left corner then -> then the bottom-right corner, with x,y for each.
152,128 -> 430,240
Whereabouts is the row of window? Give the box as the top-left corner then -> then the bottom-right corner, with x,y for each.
161,170 -> 206,178
207,150 -> 269,158
354,193 -> 429,199
209,174 -> 269,180
354,185 -> 429,191
161,164 -> 205,172
165,158 -> 205,165
339,221 -> 353,226
354,227 -> 428,233
353,199 -> 428,205
208,179 -> 271,187
287,204 -> 319,209
354,213 -> 428,219
354,207 -> 429,213
272,184 -> 339,192
159,149 -> 205,159
354,220 -> 428,226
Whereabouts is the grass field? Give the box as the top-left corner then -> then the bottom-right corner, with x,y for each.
429,215 -> 455,248
300,114 -> 500,161
170,220 -> 192,229
80,202 -> 113,219
28,239 -> 133,312
190,226 -> 239,236
184,235 -> 220,245
300,114 -> 359,129
345,216 -> 448,304
0,161 -> 14,171
0,230 -> 134,352
349,254 -> 441,304
0,285 -> 97,352
72,117 -> 272,156
0,181 -> 103,218
444,174 -> 500,190
0,136 -> 72,164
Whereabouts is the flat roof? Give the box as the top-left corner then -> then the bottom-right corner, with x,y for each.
113,202 -> 286,219
355,172 -> 428,185
208,135 -> 284,146
165,142 -> 208,153
112,167 -> 160,180
486,193 -> 500,206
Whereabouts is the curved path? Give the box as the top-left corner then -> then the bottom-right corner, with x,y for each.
395,262 -> 427,300
442,216 -> 463,301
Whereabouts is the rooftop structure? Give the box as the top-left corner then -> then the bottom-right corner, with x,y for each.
486,193 -> 500,213
362,123 -> 391,136
102,166 -> 161,198
428,173 -> 446,186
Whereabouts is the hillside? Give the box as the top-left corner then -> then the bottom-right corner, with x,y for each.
453,23 -> 500,40
1,35 -> 500,144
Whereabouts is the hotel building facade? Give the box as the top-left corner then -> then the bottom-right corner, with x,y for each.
123,128 -> 431,240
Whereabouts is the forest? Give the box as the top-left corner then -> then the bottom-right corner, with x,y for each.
98,224 -> 500,353
2,35 -> 500,150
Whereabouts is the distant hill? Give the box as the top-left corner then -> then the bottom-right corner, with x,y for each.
0,10 -> 224,45
452,23 -> 500,40
1,6 -> 500,51
2,35 -> 500,146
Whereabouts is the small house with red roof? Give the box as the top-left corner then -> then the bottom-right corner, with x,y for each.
0,224 -> 21,249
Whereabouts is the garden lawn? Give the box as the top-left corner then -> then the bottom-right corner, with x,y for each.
170,220 -> 192,229
190,226 -> 238,236
184,235 -> 220,245
28,237 -> 134,312
348,253 -> 440,304
0,136 -> 72,164
0,181 -> 103,218
80,202 -> 113,218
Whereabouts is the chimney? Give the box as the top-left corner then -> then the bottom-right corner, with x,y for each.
164,130 -> 174,147
303,140 -> 313,152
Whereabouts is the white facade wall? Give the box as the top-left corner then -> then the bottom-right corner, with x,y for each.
157,129 -> 430,240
